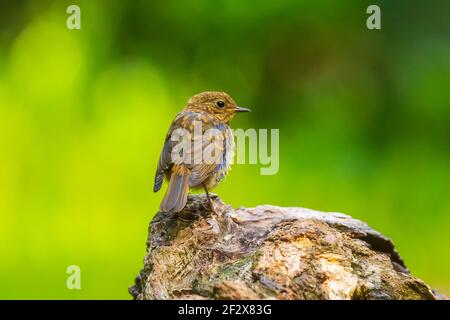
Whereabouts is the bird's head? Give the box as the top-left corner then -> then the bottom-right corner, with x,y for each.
185,91 -> 250,123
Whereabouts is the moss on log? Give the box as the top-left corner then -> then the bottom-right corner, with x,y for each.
129,194 -> 442,300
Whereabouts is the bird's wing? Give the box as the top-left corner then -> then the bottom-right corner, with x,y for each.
154,111 -> 230,191
153,139 -> 171,192
154,111 -> 203,192
188,124 -> 229,187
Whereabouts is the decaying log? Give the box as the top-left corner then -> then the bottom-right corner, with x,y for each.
129,194 -> 442,300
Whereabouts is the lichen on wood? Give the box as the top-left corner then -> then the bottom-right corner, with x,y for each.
129,194 -> 442,300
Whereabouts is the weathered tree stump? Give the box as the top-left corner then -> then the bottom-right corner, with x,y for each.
129,194 -> 442,300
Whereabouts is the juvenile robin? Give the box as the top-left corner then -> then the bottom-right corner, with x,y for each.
153,91 -> 250,213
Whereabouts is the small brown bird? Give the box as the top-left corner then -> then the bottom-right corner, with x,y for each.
153,91 -> 250,213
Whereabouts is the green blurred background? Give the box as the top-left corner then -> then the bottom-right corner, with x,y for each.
0,0 -> 449,299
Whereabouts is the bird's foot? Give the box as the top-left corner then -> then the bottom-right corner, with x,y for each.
209,202 -> 217,215
201,198 -> 216,214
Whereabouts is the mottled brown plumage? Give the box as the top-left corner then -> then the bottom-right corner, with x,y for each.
153,92 -> 250,213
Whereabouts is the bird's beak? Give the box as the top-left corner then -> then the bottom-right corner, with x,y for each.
235,106 -> 251,113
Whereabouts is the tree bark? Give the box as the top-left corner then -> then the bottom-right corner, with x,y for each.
129,194 -> 443,300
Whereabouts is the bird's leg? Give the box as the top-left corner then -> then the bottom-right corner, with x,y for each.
202,183 -> 216,213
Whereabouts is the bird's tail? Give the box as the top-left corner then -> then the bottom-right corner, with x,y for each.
160,165 -> 190,213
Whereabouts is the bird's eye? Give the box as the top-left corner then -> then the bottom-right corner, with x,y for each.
216,100 -> 225,108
